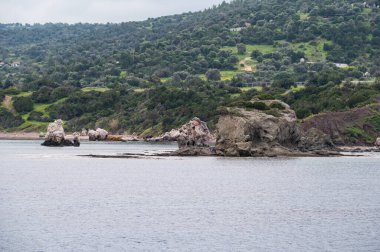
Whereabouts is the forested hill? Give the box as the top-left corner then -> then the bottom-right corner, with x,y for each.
1,0 -> 380,142
1,0 -> 379,87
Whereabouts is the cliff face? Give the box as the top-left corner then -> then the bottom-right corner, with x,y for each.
301,104 -> 380,146
215,100 -> 334,157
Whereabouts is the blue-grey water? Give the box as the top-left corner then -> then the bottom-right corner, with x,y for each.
0,140 -> 380,251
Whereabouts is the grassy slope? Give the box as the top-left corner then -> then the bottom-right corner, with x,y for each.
15,98 -> 68,132
220,39 -> 329,81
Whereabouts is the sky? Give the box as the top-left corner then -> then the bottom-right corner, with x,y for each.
0,0 -> 229,24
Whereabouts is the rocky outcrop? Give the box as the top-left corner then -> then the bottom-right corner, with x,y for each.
301,104 -> 380,146
88,128 -> 108,141
298,128 -> 334,151
80,128 -> 88,136
41,119 -> 80,147
147,117 -> 212,146
176,117 -> 212,148
151,117 -> 214,155
215,100 -> 336,157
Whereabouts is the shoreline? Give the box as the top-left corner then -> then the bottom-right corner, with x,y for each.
0,132 -> 42,140
1,131 -> 379,154
0,131 -> 141,141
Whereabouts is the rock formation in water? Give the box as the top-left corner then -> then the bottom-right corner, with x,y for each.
375,137 -> 380,147
88,128 -> 108,141
41,119 -> 79,147
147,117 -> 212,144
72,132 -> 80,147
149,117 -> 214,155
80,128 -> 88,136
215,100 -> 335,157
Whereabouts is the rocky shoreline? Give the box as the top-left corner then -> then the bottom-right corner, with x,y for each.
1,130 -> 378,157
0,131 -> 141,141
2,99 -> 379,156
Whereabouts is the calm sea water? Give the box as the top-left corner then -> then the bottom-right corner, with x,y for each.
0,140 -> 380,251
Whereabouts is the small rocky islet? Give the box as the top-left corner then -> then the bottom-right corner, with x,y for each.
41,99 -> 379,157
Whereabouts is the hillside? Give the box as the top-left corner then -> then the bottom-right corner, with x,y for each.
1,0 -> 380,144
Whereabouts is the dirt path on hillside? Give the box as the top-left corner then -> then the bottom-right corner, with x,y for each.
239,57 -> 253,72
2,95 -> 16,113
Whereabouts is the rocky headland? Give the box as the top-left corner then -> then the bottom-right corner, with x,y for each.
214,100 -> 337,157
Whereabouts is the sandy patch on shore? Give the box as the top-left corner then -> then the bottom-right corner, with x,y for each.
0,132 -> 41,140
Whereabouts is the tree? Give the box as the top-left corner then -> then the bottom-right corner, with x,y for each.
237,43 -> 246,55
13,97 -> 34,113
206,69 -> 221,81
272,72 -> 295,89
251,50 -> 262,58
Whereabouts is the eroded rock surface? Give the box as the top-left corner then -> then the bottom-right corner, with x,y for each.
42,119 -> 79,147
88,128 -> 109,141
151,117 -> 214,155
215,100 -> 335,157
147,117 -> 212,145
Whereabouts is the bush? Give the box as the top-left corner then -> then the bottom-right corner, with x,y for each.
249,102 -> 270,110
367,116 -> 380,131
13,96 -> 34,113
347,89 -> 375,108
237,43 -> 246,55
345,127 -> 364,138
296,108 -> 312,119
258,93 -> 275,100
273,72 -> 295,89
32,86 -> 52,103
28,111 -> 50,122
0,108 -> 24,129
270,102 -> 285,110
206,69 -> 221,81
51,85 -> 78,101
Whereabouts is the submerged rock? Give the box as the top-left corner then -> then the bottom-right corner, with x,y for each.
41,119 -> 79,147
88,128 -> 108,141
215,100 -> 336,157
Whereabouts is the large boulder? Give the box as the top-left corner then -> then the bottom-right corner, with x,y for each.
88,128 -> 108,141
88,130 -> 98,141
215,100 -> 334,157
42,119 -> 79,147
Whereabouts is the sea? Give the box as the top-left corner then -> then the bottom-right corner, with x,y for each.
0,140 -> 379,251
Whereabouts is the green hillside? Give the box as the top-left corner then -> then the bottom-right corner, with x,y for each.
0,0 -> 380,143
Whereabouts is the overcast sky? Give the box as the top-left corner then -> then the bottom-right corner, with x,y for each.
0,0 -> 229,24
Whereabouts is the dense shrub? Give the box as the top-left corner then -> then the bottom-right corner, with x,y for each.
253,101 -> 269,110
270,102 -> 285,110
28,111 -> 50,122
206,69 -> 221,81
0,108 -> 24,129
13,96 -> 34,113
